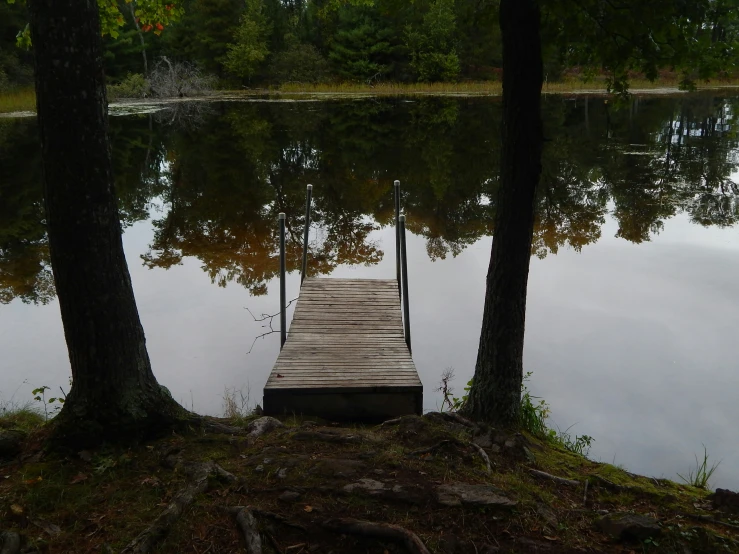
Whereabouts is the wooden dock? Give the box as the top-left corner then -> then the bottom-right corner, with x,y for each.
263,278 -> 423,420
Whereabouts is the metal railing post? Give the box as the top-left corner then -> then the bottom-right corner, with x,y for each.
279,212 -> 287,349
301,184 -> 313,285
394,180 -> 401,294
399,214 -> 411,354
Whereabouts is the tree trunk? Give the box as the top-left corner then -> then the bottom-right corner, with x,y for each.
28,0 -> 187,446
463,0 -> 543,425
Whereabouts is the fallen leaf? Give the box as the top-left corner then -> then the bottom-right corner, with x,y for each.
543,536 -> 559,541
70,473 -> 89,485
10,504 -> 24,515
23,476 -> 42,485
304,505 -> 313,513
31,518 -> 61,536
140,477 -> 161,487
276,374 -> 284,378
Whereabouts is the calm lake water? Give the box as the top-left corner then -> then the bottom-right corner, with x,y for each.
1,92 -> 738,489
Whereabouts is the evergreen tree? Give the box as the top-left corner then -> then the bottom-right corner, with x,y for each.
327,5 -> 395,81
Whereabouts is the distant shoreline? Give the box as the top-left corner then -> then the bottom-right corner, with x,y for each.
3,80 -> 739,118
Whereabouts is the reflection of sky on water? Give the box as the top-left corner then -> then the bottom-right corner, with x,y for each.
2,207 -> 738,490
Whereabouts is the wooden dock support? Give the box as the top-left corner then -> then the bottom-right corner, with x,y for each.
263,278 -> 422,420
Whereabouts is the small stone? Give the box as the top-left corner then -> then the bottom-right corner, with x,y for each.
247,416 -> 284,439
276,468 -> 287,480
254,465 -> 264,473
372,469 -> 385,475
0,430 -> 26,459
263,458 -> 273,464
597,512 -> 661,542
308,458 -> 366,477
343,478 -> 386,493
537,504 -> 558,529
278,491 -> 301,502
436,483 -> 516,508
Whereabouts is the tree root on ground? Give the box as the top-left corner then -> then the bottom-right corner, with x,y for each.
378,417 -> 402,428
223,506 -> 307,533
528,469 -> 580,487
408,438 -> 492,472
407,439 -> 456,457
322,518 -> 431,554
229,507 -> 262,554
470,442 -> 493,473
682,513 -> 739,532
292,430 -> 363,444
201,419 -> 247,435
121,460 -> 237,553
0,531 -> 20,554
425,412 -> 476,428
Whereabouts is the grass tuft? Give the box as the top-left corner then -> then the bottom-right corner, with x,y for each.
221,385 -> 253,425
0,402 -> 45,432
677,444 -> 721,489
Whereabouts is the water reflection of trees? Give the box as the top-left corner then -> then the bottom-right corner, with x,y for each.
1,93 -> 738,303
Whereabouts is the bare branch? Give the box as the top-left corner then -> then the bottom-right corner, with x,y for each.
245,298 -> 298,354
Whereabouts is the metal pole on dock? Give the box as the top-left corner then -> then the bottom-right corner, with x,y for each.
301,184 -> 313,285
394,180 -> 401,295
279,212 -> 287,349
399,214 -> 411,354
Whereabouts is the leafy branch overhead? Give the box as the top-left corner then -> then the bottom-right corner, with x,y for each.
8,0 -> 185,46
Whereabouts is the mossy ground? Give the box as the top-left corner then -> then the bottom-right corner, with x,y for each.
1,411 -> 736,553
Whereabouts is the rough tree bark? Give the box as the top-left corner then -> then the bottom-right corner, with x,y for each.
463,0 -> 544,425
28,0 -> 187,446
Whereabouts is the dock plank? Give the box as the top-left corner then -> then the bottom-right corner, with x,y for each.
263,277 -> 422,419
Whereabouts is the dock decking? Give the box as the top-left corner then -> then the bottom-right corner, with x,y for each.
263,278 -> 423,419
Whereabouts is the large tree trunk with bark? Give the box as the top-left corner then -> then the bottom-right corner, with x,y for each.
463,0 -> 543,425
28,0 -> 187,446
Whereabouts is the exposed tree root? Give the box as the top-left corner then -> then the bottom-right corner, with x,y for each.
196,415 -> 285,439
292,430 -> 363,444
322,518 -> 431,554
224,506 -> 307,533
231,508 -> 262,554
199,417 -> 247,435
378,417 -> 402,428
121,460 -> 235,553
470,442 -> 493,473
682,513 -> 739,532
407,439 -> 456,457
407,438 -> 492,472
528,469 -> 580,487
426,412 -> 476,428
0,531 -> 20,554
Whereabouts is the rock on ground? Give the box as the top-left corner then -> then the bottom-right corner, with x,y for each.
597,512 -> 661,541
436,483 -> 516,508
